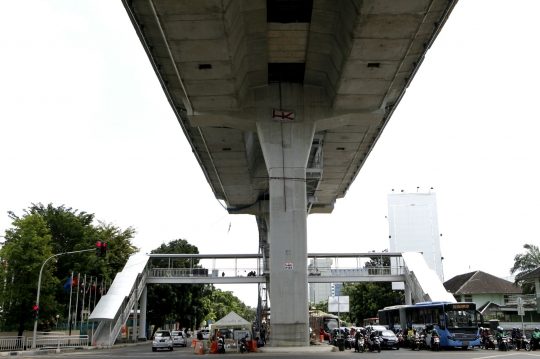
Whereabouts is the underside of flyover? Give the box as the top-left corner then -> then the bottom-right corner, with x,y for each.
122,0 -> 457,346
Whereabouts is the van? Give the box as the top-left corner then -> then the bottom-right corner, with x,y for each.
201,328 -> 210,339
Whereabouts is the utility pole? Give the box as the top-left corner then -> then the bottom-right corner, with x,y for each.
32,248 -> 95,349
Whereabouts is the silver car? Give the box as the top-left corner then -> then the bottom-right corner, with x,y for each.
172,330 -> 187,347
152,330 -> 173,351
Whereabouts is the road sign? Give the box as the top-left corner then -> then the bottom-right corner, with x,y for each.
517,297 -> 525,316
328,296 -> 349,313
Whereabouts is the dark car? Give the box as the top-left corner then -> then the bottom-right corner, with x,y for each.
378,330 -> 399,350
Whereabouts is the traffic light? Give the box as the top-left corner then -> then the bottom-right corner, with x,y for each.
96,241 -> 102,257
32,305 -> 39,320
101,242 -> 107,257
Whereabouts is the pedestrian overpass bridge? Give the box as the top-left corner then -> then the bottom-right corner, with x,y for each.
89,251 -> 454,346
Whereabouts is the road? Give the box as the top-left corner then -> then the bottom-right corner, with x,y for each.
46,339 -> 540,359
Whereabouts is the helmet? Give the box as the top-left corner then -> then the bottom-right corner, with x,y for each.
479,327 -> 483,331
517,328 -> 521,331
513,327 -> 517,331
498,327 -> 503,332
535,327 -> 539,331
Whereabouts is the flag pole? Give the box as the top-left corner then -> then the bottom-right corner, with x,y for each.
68,272 -> 73,336
74,273 -> 80,333
80,274 -> 87,331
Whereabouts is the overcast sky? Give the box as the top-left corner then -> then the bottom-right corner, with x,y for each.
1,1 -> 539,307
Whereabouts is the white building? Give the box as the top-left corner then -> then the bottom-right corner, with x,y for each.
308,258 -> 333,304
387,192 -> 443,290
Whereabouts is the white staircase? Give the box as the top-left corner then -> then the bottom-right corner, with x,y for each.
401,252 -> 455,303
89,253 -> 149,346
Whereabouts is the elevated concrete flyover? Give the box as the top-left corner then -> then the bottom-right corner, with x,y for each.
122,0 -> 458,346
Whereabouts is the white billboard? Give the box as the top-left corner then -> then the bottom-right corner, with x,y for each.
328,296 -> 349,313
388,193 -> 443,290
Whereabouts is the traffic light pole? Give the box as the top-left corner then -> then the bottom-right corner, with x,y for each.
32,248 -> 95,349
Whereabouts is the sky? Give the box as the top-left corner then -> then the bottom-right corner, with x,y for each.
1,1 -> 539,308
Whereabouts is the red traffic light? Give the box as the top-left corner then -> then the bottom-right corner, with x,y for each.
33,305 -> 39,311
96,241 -> 102,247
102,242 -> 107,248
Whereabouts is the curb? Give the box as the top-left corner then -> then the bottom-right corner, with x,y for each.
0,342 -> 149,356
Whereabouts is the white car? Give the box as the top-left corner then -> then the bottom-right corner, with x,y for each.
201,328 -> 211,339
172,330 -> 187,347
152,330 -> 173,352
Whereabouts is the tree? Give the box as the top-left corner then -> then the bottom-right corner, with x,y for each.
6,203 -> 139,324
0,214 -> 59,335
510,244 -> 540,293
146,239 -> 211,335
342,282 -> 403,325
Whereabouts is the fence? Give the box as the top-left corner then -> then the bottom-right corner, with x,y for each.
26,335 -> 88,349
0,336 -> 24,351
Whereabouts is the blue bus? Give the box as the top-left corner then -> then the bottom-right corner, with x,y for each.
378,302 -> 483,349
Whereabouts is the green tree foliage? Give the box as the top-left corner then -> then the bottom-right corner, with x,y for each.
342,282 -> 403,325
208,289 -> 256,324
341,251 -> 402,325
4,203 -> 138,329
146,239 -> 211,335
0,214 -> 58,335
510,244 -> 540,293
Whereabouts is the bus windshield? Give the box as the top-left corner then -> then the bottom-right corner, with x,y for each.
446,308 -> 476,328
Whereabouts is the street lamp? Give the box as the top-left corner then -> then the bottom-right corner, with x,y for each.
56,315 -> 59,331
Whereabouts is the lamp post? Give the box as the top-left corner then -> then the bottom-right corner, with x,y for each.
56,315 -> 59,331
32,248 -> 95,349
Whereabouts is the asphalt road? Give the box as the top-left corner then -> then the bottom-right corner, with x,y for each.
47,340 -> 540,359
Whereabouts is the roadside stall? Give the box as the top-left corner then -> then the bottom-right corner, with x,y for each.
210,311 -> 255,353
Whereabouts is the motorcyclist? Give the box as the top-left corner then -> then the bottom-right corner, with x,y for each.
430,326 -> 439,347
410,328 -> 419,349
369,329 -> 377,351
354,330 -> 361,352
481,327 -> 490,347
516,328 -> 524,349
532,327 -> 540,349
496,327 -> 505,350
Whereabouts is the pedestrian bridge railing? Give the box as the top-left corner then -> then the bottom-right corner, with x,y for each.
0,336 -> 24,351
26,335 -> 88,349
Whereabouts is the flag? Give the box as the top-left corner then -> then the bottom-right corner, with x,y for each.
63,275 -> 79,291
63,276 -> 72,291
80,281 -> 85,293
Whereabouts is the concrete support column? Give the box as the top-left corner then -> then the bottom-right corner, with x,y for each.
257,121 -> 315,347
132,291 -> 138,342
404,283 -> 412,305
139,287 -> 147,340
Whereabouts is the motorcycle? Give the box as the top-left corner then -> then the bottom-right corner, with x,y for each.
532,337 -> 540,351
345,336 -> 354,350
517,336 -> 531,351
370,335 -> 381,353
411,335 -> 422,351
483,335 -> 496,350
397,333 -> 404,348
239,335 -> 251,354
354,335 -> 365,353
499,336 -> 509,351
217,337 -> 225,354
431,335 -> 440,352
